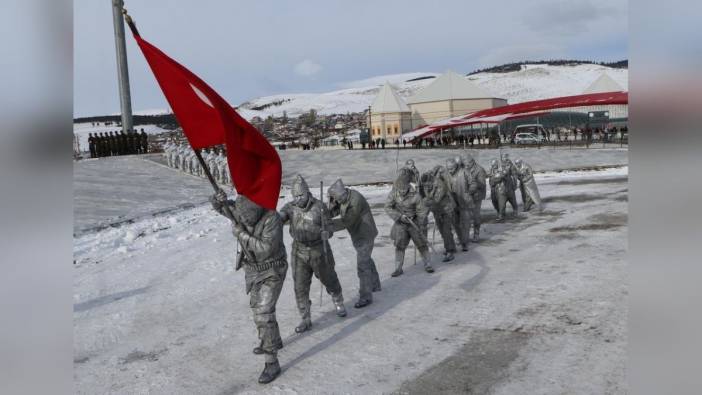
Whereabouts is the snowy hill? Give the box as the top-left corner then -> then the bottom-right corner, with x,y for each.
239,63 -> 627,118
94,63 -> 628,123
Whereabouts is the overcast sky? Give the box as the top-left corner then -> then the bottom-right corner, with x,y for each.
73,0 -> 627,117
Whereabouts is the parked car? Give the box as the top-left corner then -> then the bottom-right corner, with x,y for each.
513,124 -> 546,142
514,133 -> 539,145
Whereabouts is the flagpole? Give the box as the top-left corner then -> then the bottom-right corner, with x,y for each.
111,0 -> 133,135
194,148 -> 255,263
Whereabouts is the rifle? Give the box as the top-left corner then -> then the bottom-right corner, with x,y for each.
319,180 -> 327,306
403,215 -> 439,255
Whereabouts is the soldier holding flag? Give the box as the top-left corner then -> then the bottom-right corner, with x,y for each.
125,11 -> 286,384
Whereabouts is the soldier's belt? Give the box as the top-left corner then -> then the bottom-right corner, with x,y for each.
294,238 -> 323,248
244,256 -> 287,272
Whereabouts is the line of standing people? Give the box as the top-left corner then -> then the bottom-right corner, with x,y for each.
88,129 -> 149,158
162,140 -> 231,185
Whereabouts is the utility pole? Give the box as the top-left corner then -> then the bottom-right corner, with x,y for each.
366,105 -> 372,149
112,0 -> 133,134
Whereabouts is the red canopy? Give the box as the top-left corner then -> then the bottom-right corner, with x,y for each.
402,91 -> 628,140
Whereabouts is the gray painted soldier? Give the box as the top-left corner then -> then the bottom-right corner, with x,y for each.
514,158 -> 543,212
279,175 -> 347,333
385,171 -> 434,276
446,157 -> 474,251
327,178 -> 382,308
463,154 -> 487,242
489,159 -> 517,222
500,153 -> 519,215
210,192 -> 288,384
420,166 -> 457,262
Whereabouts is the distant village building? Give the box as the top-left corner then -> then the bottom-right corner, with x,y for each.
406,70 -> 507,127
580,73 -> 628,120
369,82 -> 412,141
550,72 -> 628,122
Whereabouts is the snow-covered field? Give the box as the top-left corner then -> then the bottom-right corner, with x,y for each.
73,152 -> 627,394
239,64 -> 627,118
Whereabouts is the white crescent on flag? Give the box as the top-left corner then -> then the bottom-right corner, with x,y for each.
190,83 -> 214,108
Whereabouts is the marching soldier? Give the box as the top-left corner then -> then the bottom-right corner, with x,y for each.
328,178 -> 382,308
514,158 -> 543,212
500,153 -> 519,215
463,154 -> 487,242
420,166 -> 457,262
385,170 -> 433,276
279,175 -> 347,333
446,158 -> 474,251
210,192 -> 288,384
489,159 -> 516,222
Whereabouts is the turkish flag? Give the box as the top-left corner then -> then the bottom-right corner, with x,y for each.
127,23 -> 281,210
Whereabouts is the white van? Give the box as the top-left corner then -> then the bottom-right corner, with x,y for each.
513,124 -> 546,141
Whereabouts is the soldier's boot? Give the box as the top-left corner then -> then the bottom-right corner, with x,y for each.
253,343 -> 264,355
421,250 -> 434,273
442,251 -> 455,263
371,262 -> 382,291
461,243 -> 469,252
332,293 -> 347,317
472,225 -> 480,243
258,355 -> 281,384
253,339 -> 282,355
391,249 -> 405,277
295,301 -> 312,333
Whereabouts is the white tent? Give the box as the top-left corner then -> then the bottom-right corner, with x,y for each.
407,70 -> 499,104
370,82 -> 410,113
583,73 -> 625,94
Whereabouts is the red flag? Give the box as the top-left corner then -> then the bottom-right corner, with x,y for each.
127,21 -> 281,210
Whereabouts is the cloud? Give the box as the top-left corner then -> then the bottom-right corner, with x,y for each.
294,59 -> 322,77
524,0 -> 619,35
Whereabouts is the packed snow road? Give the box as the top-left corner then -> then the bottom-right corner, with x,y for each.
73,160 -> 627,394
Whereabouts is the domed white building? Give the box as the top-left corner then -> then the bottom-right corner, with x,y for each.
369,82 -> 412,141
406,70 -> 507,128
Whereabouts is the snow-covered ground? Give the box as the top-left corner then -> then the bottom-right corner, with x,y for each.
74,152 -> 627,394
239,64 -> 627,118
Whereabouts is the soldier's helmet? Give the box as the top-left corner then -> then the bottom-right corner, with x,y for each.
446,158 -> 458,171
328,178 -> 347,200
514,159 -> 523,167
291,174 -> 310,197
405,159 -> 415,168
454,155 -> 464,168
236,195 -> 263,226
463,153 -> 474,166
395,171 -> 412,191
491,159 -> 499,168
